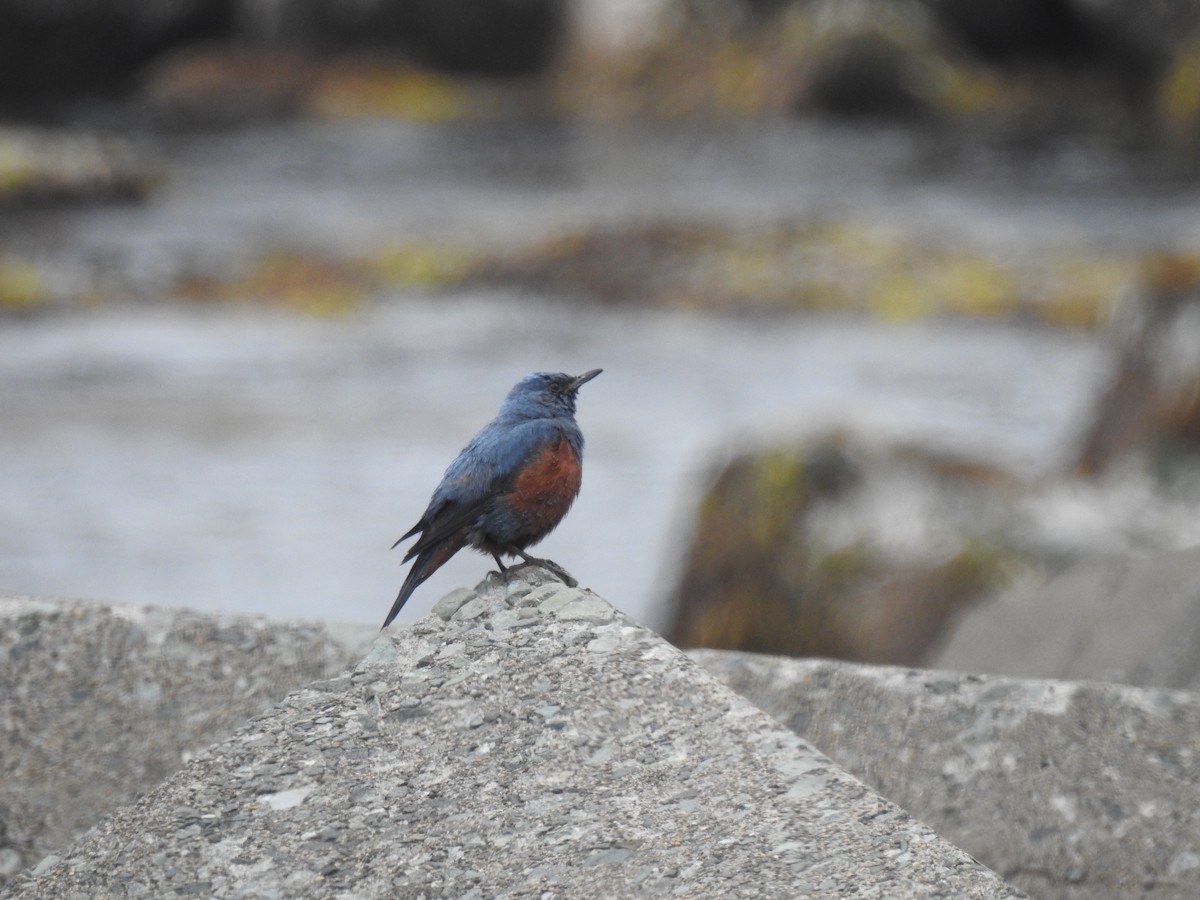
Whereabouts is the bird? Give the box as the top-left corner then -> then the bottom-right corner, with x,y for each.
382,368 -> 602,629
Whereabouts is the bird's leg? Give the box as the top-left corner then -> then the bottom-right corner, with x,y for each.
503,545 -> 578,588
490,552 -> 510,579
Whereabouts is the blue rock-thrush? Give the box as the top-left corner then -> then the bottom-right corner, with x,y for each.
382,369 -> 602,628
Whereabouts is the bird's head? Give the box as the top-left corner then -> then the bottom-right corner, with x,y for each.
503,369 -> 602,419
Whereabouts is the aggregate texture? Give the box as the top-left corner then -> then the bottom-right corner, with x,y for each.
0,594 -> 376,886
4,569 -> 1023,899
692,650 -> 1200,900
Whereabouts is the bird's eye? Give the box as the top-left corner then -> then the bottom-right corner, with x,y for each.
549,381 -> 564,394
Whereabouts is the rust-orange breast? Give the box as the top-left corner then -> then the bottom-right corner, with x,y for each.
508,434 -> 583,538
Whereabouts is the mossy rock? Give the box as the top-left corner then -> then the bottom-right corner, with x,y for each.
664,432 -> 1029,664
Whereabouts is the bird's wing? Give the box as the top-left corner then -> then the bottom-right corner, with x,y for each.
395,419 -> 565,561
400,496 -> 490,563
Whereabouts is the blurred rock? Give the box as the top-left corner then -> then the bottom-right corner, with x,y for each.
921,0 -> 1093,63
0,0 -> 235,113
930,545 -> 1200,692
1075,254 -> 1200,480
559,0 -> 1200,149
140,48 -> 317,127
139,48 -> 545,128
472,219 -> 1130,324
798,0 -> 1183,132
243,0 -> 567,77
1069,0 -> 1200,74
920,0 -> 1163,80
790,0 -> 992,123
0,0 -> 564,117
476,223 -> 711,305
0,127 -> 160,206
663,432 -> 1024,664
692,650 -> 1200,900
802,33 -> 939,120
922,0 -> 1197,144
559,0 -> 998,121
0,594 -> 375,889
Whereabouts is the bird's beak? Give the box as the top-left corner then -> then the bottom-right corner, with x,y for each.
570,369 -> 603,391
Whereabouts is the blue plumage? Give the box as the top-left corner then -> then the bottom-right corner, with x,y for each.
382,369 -> 601,628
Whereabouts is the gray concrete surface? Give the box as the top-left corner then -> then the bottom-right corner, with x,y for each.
0,594 -> 376,886
3,569 -> 1023,899
692,650 -> 1200,900
931,546 -> 1200,691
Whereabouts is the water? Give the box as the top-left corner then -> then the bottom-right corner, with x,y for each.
7,120 -> 1200,297
1,118 -> 1191,627
0,293 -> 1105,628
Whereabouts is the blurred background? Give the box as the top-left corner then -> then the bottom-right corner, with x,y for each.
3,0 -> 1200,667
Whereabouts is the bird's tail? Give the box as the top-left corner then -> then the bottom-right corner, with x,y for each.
381,535 -> 466,629
390,520 -> 422,550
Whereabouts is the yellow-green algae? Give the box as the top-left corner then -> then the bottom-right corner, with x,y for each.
167,221 -> 1159,330
1160,41 -> 1200,130
308,63 -> 471,122
0,257 -> 48,311
368,242 -> 482,288
474,220 -> 1141,328
175,242 -> 484,316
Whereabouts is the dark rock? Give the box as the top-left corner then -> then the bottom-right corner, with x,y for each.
0,0 -> 564,117
249,0 -> 567,78
138,48 -> 316,127
802,33 -> 940,121
0,0 -> 236,115
474,222 -> 711,306
906,0 -> 1200,140
1064,0 -> 1200,75
921,0 -> 1105,64
692,649 -> 1200,900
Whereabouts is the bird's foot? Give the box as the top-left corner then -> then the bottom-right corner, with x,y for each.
522,556 -> 577,588
486,553 -> 512,582
484,568 -> 512,588
501,545 -> 579,588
